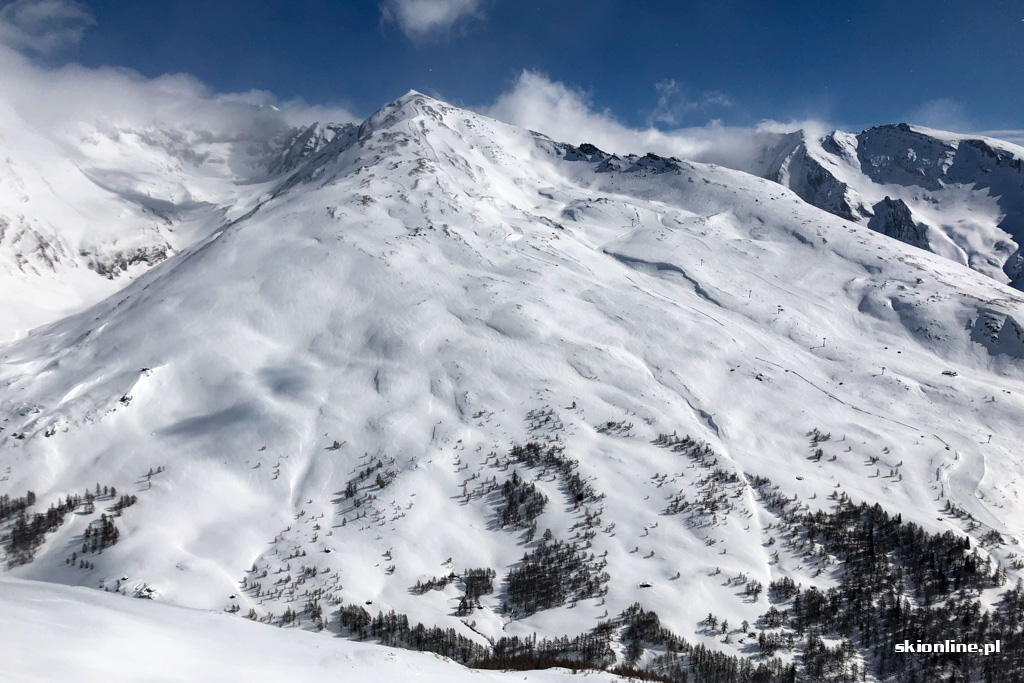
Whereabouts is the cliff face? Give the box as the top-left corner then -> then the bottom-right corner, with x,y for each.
757,123 -> 1024,289
868,196 -> 929,249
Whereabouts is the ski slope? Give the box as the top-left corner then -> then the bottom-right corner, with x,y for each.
2,91 -> 1024,678
1,577 -> 622,683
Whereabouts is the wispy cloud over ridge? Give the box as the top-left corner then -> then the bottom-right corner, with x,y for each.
0,0 -> 93,54
648,79 -> 732,127
0,41 -> 357,172
484,70 -> 824,171
906,97 -> 972,133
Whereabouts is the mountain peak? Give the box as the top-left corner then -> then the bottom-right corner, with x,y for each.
400,88 -> 426,99
8,80 -> 1024,683
361,90 -> 456,133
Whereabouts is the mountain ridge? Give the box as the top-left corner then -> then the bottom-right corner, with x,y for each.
4,91 -> 1024,681
750,122 -> 1024,290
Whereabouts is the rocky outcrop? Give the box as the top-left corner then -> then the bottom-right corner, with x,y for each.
755,123 -> 1024,290
868,196 -> 928,249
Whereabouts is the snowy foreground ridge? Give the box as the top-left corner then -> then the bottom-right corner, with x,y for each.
3,91 -> 1024,682
0,577 -> 622,683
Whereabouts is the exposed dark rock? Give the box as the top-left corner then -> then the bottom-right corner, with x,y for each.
88,245 -> 170,279
868,196 -> 928,249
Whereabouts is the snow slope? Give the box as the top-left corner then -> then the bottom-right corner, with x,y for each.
2,92 -> 1024,676
0,98 -> 293,342
753,124 -> 1024,289
1,577 -> 621,683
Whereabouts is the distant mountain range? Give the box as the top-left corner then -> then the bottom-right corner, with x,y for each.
750,123 -> 1024,290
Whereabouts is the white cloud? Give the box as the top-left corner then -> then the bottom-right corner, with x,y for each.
906,97 -> 972,133
648,79 -> 732,127
0,43 -> 359,176
482,70 -> 827,172
380,0 -> 483,40
214,88 -> 359,128
0,0 -> 93,53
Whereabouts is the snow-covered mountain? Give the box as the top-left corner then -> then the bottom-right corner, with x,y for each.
4,91 -> 1024,681
753,124 -> 1024,290
2,576 -> 627,683
0,98 -> 296,342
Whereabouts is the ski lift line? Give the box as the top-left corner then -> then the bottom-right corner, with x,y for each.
754,354 -> 844,403
786,369 -> 847,405
729,263 -> 830,312
846,404 -> 918,432
593,223 -> 643,253
754,356 -> 921,432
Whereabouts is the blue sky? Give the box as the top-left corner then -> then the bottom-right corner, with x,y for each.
1,0 -> 1022,150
